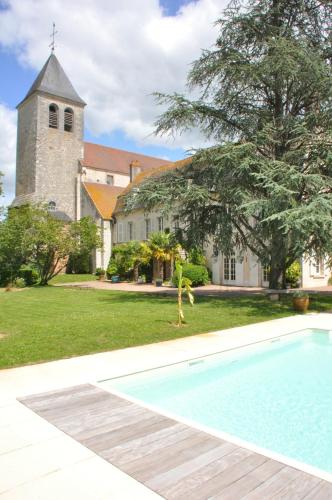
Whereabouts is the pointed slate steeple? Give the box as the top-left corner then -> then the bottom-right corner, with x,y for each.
18,53 -> 86,107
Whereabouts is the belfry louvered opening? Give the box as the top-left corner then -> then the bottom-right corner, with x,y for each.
49,104 -> 58,129
64,108 -> 73,132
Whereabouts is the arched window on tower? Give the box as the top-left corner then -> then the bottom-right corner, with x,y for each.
64,108 -> 74,132
49,104 -> 58,129
48,200 -> 56,212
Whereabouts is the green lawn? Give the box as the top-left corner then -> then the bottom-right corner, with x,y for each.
49,273 -> 98,284
0,287 -> 331,369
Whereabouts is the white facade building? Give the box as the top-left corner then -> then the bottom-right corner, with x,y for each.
12,52 -> 330,288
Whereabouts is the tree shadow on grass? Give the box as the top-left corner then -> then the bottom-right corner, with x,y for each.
96,292 -> 294,318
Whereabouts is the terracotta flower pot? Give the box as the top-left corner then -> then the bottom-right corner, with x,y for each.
293,297 -> 309,312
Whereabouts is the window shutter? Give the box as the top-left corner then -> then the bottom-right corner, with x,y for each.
118,223 -> 124,243
49,104 -> 58,128
64,108 -> 73,132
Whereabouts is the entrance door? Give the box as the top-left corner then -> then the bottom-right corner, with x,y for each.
223,255 -> 246,285
223,255 -> 236,285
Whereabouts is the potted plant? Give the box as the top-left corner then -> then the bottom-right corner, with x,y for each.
95,268 -> 106,281
292,291 -> 309,312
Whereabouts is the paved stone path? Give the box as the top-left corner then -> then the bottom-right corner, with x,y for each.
57,280 -> 332,296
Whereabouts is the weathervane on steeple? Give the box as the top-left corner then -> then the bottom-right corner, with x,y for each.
49,22 -> 58,52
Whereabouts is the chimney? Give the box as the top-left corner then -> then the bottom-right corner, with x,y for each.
130,160 -> 142,182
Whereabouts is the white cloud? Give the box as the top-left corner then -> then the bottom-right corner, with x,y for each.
0,0 -> 226,140
0,0 -> 228,204
0,103 -> 16,207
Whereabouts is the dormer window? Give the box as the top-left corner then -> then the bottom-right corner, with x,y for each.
64,108 -> 73,132
49,104 -> 58,128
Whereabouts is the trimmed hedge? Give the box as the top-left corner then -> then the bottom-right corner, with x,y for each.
172,263 -> 209,287
18,266 -> 39,286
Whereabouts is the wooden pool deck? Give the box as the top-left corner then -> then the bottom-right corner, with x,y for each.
19,383 -> 332,499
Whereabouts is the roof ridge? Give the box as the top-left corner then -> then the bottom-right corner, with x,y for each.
84,141 -> 170,163
18,53 -> 86,107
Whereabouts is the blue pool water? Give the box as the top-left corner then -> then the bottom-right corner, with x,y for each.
103,329 -> 332,473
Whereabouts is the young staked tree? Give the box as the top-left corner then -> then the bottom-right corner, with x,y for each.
124,0 -> 332,288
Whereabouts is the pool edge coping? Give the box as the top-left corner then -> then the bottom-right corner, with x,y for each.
96,325 -> 332,485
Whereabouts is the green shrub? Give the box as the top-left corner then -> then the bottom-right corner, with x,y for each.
18,265 -> 39,286
95,268 -> 105,276
188,247 -> 207,266
66,253 -> 91,274
172,263 -> 209,287
107,260 -> 119,278
14,277 -> 26,288
285,261 -> 301,288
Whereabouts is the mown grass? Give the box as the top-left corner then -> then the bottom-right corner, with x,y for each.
0,287 -> 331,369
49,273 -> 98,284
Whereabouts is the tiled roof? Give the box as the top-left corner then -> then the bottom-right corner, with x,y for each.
114,157 -> 192,213
83,182 -> 125,220
82,142 -> 170,176
19,53 -> 86,107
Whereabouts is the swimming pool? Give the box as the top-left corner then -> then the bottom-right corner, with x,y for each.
102,329 -> 332,474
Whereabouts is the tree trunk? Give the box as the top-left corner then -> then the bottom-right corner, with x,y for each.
269,265 -> 282,289
170,255 -> 174,277
269,235 -> 288,289
158,260 -> 164,280
134,265 -> 139,282
178,284 -> 183,327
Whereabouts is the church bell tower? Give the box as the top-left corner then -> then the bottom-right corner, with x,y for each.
13,52 -> 86,220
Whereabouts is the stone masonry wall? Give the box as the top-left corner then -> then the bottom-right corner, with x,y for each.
35,95 -> 84,220
16,95 -> 39,196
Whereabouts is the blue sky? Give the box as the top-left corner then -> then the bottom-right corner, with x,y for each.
0,0 -> 222,206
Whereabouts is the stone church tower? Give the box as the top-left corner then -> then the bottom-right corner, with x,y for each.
13,53 -> 86,220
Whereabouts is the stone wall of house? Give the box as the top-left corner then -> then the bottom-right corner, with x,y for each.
114,210 -> 174,244
206,242 -> 263,287
301,257 -> 330,288
81,188 -> 112,271
82,167 -> 129,187
15,93 -> 84,220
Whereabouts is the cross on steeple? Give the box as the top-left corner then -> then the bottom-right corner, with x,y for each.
49,22 -> 58,52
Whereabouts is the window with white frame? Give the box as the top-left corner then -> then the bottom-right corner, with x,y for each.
311,256 -> 324,276
230,256 -> 236,280
118,222 -> 124,242
224,257 -> 230,280
145,219 -> 151,240
157,216 -> 164,232
224,256 -> 236,281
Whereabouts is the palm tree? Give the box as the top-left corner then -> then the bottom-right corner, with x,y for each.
111,241 -> 151,281
148,231 -> 179,282
129,241 -> 151,281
